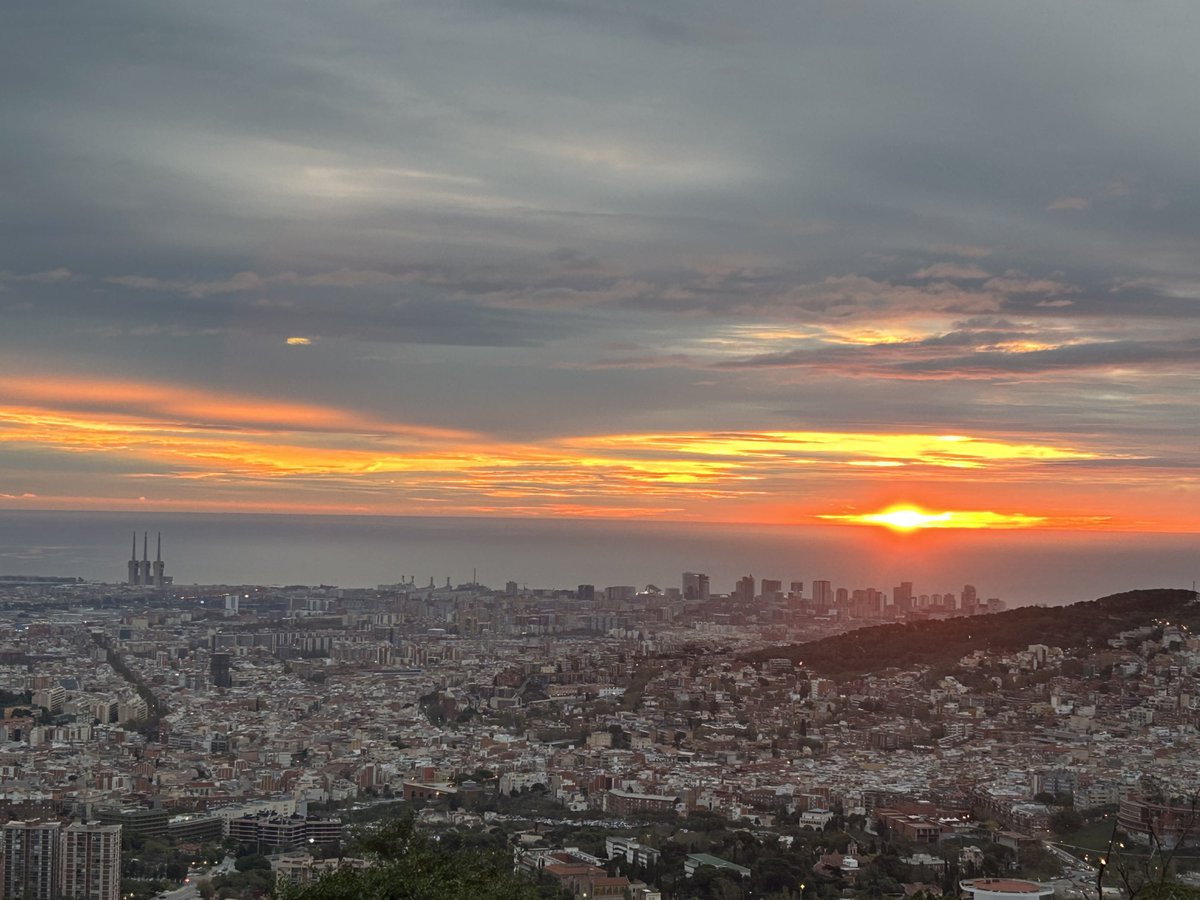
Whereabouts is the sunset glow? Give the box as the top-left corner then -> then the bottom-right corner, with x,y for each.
820,506 -> 1053,531
0,372 -> 1181,529
2,3 -> 1198,542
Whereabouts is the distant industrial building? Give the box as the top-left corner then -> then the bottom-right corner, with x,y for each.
126,532 -> 170,588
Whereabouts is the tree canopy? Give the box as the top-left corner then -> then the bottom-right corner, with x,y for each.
276,819 -> 537,900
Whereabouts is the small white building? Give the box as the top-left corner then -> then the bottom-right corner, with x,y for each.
961,878 -> 1054,900
799,808 -> 835,829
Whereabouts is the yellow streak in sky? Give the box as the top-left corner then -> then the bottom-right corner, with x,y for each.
823,327 -> 923,345
578,431 -> 1100,466
980,340 -> 1061,353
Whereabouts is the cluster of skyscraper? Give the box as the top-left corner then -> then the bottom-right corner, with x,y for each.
125,532 -> 168,588
686,572 -> 995,616
0,821 -> 121,900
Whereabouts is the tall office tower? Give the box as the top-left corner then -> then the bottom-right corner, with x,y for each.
870,588 -> 886,615
811,580 -> 833,611
576,584 -> 595,603
893,581 -> 913,614
734,575 -> 755,604
152,533 -> 165,589
789,581 -> 804,597
1,820 -> 61,900
682,572 -> 710,602
138,532 -> 152,586
835,587 -> 848,605
505,581 -> 519,598
962,583 -> 978,612
127,533 -> 139,585
760,579 -> 782,600
60,823 -> 121,900
210,653 -> 233,689
604,585 -> 636,606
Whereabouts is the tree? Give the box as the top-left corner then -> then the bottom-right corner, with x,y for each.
1091,791 -> 1200,900
234,853 -> 270,872
1050,808 -> 1084,836
277,818 -> 537,900
689,866 -> 746,900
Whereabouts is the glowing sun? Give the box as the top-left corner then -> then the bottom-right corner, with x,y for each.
865,507 -> 952,531
819,505 -> 1048,531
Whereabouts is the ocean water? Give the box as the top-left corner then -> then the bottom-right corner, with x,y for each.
0,509 -> 1195,608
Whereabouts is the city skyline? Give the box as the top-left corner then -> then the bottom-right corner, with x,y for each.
2,3 -> 1199,538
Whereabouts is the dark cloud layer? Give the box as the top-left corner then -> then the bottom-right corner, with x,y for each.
1,1 -> 1199,524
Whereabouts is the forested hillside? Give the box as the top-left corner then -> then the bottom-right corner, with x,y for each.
745,588 -> 1198,675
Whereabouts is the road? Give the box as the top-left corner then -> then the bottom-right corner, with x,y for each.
155,855 -> 235,900
1044,840 -> 1103,898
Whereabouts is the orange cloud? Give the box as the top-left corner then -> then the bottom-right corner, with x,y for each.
1,375 -> 472,440
0,378 -> 1172,528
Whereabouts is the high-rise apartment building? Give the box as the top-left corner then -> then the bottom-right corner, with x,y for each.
604,585 -> 635,606
961,584 -> 978,612
734,575 -> 755,604
893,581 -> 913,614
1,820 -> 61,900
61,823 -> 121,900
210,653 -> 233,689
811,580 -> 833,611
682,572 -> 710,601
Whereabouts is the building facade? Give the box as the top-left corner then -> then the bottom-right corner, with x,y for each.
61,823 -> 122,900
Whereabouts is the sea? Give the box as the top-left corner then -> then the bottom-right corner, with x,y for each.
0,510 -> 1195,609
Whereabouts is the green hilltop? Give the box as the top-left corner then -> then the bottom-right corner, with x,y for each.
744,588 -> 1199,676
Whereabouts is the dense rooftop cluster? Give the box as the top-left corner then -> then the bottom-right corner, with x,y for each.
0,580 -> 1196,900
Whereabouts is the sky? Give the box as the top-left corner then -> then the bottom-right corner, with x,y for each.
1,1 -> 1199,535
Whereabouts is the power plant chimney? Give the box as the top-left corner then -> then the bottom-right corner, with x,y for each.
127,532 -> 139,585
139,532 -> 152,585
153,532 -> 165,589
